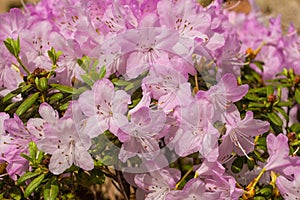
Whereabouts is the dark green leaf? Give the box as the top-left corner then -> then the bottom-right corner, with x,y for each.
1,84 -> 33,103
266,85 -> 274,96
17,171 -> 42,186
15,92 -> 40,116
24,174 -> 45,198
276,101 -> 294,107
44,178 -> 59,200
295,88 -> 300,104
273,107 -> 289,121
248,87 -> 266,94
50,84 -> 76,94
291,123 -> 300,133
267,112 -> 283,126
248,102 -> 265,108
245,93 -> 260,101
231,156 -> 244,173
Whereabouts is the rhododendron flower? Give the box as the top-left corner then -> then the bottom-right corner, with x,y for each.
27,102 -> 59,140
276,172 -> 300,200
135,168 -> 181,200
166,179 -> 221,200
264,133 -> 300,175
0,43 -> 23,90
116,27 -> 180,79
118,106 -> 166,161
197,73 -> 248,115
37,117 -> 94,174
0,8 -> 30,40
157,0 -> 211,40
0,112 -> 10,162
166,98 -> 219,161
219,111 -> 269,161
78,78 -> 131,138
142,61 -> 192,112
196,160 -> 244,199
3,114 -> 33,180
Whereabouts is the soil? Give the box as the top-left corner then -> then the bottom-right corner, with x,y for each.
255,0 -> 300,32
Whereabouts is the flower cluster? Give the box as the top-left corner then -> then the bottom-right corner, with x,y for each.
0,0 -> 300,199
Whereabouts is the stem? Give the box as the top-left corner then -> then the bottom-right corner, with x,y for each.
194,74 -> 199,93
17,57 -> 30,75
246,167 -> 266,191
20,0 -> 29,12
175,167 -> 193,190
116,170 -> 129,200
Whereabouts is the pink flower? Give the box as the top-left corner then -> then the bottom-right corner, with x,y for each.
157,0 -> 211,40
276,172 -> 300,199
0,112 -> 10,162
219,111 -> 269,161
197,73 -> 248,114
166,179 -> 221,200
3,114 -> 33,180
196,160 -> 244,199
118,105 -> 166,161
37,117 -> 94,175
135,168 -> 181,200
116,27 -> 180,79
264,134 -> 300,176
0,8 -> 31,40
142,61 -> 192,112
78,78 -> 131,138
166,98 -> 219,161
27,102 -> 59,140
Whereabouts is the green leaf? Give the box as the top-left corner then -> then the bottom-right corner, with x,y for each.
48,93 -> 64,104
231,156 -> 244,174
20,153 -> 33,162
15,92 -> 40,116
44,178 -> 59,200
37,77 -> 49,92
24,174 -> 45,198
252,60 -> 264,71
125,83 -> 135,91
259,185 -> 273,198
17,171 -> 42,186
77,56 -> 90,73
90,71 -> 100,81
29,141 -> 38,161
59,102 -> 69,111
113,79 -> 130,86
247,158 -> 255,170
276,101 -> 293,107
266,85 -> 274,96
267,112 -> 283,126
81,74 -> 94,87
50,84 -> 76,94
295,88 -> 300,104
1,84 -> 33,103
248,87 -> 266,94
3,37 -> 20,57
245,93 -> 260,101
273,107 -> 289,121
248,102 -> 265,108
291,123 -> 300,133
4,101 -> 22,112
99,66 -> 106,79
48,47 -> 62,65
